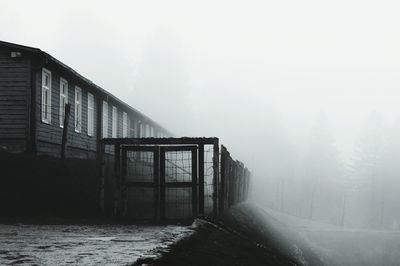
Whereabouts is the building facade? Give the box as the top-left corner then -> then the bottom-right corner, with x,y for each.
0,40 -> 171,159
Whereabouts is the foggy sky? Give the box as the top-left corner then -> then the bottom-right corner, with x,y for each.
2,0 -> 400,166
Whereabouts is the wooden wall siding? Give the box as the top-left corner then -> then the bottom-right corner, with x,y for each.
1,43 -> 171,158
35,66 -> 97,158
0,50 -> 29,151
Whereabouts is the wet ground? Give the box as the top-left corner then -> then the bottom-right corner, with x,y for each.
138,219 -> 296,266
0,223 -> 194,265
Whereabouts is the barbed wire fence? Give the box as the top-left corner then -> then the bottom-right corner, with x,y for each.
36,102 -> 251,221
100,138 -> 250,222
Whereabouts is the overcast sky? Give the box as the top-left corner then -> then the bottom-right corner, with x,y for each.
2,0 -> 400,166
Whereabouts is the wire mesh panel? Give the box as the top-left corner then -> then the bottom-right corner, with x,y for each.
165,151 -> 192,183
204,145 -> 215,215
126,151 -> 154,183
126,187 -> 155,220
122,146 -> 158,221
100,138 -> 236,222
165,187 -> 193,220
162,146 -> 197,220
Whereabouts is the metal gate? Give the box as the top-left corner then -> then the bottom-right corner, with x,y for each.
121,145 -> 198,221
122,146 -> 159,220
101,137 -> 252,222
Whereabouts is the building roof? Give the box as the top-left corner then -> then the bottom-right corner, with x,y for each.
0,40 -> 172,135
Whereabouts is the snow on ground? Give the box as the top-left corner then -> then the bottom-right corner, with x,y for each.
0,223 -> 194,265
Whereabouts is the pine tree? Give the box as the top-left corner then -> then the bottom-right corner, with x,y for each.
302,113 -> 344,224
349,112 -> 384,228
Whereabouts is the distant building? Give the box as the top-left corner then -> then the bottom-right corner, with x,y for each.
0,40 -> 171,158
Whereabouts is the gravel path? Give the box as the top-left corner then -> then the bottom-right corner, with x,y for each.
0,223 -> 194,265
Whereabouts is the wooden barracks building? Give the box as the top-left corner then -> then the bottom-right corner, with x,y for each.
0,40 -> 171,159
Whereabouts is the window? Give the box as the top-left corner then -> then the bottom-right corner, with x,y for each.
59,78 -> 68,127
74,87 -> 82,132
41,68 -> 52,124
122,112 -> 128,138
133,120 -> 138,137
87,93 -> 94,136
112,106 -> 117,138
145,124 -> 150,137
102,101 -> 108,138
150,126 -> 154,137
139,122 -> 144,137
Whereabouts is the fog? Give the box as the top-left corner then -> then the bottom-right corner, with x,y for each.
2,0 -> 400,263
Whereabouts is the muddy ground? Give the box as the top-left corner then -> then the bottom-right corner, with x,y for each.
134,219 -> 297,266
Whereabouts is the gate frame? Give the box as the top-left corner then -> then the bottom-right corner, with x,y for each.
160,145 -> 198,220
121,145 -> 160,220
100,137 -> 220,219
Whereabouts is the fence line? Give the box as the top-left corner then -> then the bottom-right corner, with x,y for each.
100,138 -> 250,221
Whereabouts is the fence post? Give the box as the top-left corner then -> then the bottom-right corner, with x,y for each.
61,104 -> 70,160
192,147 -> 198,218
154,147 -> 160,220
213,139 -> 220,217
220,146 -> 226,215
198,144 -> 205,216
160,147 -> 166,220
229,160 -> 235,206
240,162 -> 245,202
114,144 -> 121,217
121,148 -> 127,217
99,141 -> 105,213
226,155 -> 231,208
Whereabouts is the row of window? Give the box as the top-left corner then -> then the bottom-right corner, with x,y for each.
101,102 -> 129,138
41,68 -> 165,139
41,68 -> 95,136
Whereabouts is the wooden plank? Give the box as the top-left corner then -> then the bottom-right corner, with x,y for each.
163,145 -> 198,151
125,182 -> 157,188
123,145 -> 162,152
0,123 -> 26,127
226,155 -> 232,207
164,182 -> 193,188
230,160 -> 236,205
0,133 -> 25,138
102,137 -> 218,146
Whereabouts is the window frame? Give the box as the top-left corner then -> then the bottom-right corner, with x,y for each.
41,68 -> 52,124
102,101 -> 108,138
87,92 -> 94,136
112,106 -> 118,138
122,111 -> 128,138
150,126 -> 154,137
74,86 -> 82,133
59,78 -> 68,128
139,122 -> 144,138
